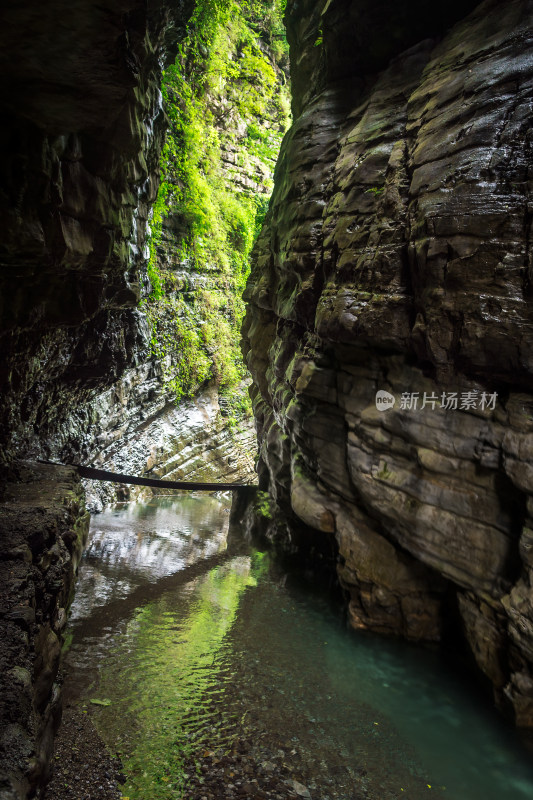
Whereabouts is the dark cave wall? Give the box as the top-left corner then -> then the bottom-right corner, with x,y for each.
0,0 -> 194,466
243,0 -> 533,726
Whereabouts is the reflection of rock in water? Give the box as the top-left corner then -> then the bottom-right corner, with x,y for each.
68,495 -> 232,625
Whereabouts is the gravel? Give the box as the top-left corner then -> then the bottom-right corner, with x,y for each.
43,702 -> 124,800
42,706 -> 370,800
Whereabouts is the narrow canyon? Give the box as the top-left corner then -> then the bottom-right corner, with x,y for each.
1,0 -> 533,798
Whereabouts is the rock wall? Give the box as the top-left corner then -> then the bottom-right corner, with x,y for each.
0,0 -> 261,503
83,382 -> 256,511
0,0 -> 194,467
243,0 -> 533,726
0,0 -> 294,498
0,463 -> 89,799
72,3 -> 291,503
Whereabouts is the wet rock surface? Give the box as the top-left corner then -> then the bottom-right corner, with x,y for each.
0,462 -> 89,799
242,0 -> 533,728
0,0 -> 194,467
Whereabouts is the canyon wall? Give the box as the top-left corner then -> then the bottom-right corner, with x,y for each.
0,0 -> 290,498
83,382 -> 255,511
76,2 -> 289,503
242,0 -> 533,726
0,0 -> 196,468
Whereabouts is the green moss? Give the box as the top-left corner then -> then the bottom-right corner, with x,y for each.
143,0 -> 290,403
219,381 -> 253,428
365,186 -> 385,196
254,490 -> 274,519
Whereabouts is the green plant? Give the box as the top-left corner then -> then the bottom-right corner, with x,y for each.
254,490 -> 273,519
143,0 -> 290,404
376,461 -> 392,480
365,186 -> 385,196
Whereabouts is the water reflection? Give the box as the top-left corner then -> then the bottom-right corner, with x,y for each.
69,495 -> 231,622
63,496 -> 533,800
93,556 -> 257,798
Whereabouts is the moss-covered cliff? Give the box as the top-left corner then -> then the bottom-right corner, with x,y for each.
243,0 -> 533,728
0,0 -> 289,477
82,0 -> 290,504
144,0 -> 289,405
0,0 -> 290,513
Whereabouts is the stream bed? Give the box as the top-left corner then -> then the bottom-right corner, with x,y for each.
61,494 -> 533,800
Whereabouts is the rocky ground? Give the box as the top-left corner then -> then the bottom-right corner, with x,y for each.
43,715 -> 372,800
178,741 -> 368,800
42,695 -> 437,800
43,703 -> 124,800
0,463 -> 90,799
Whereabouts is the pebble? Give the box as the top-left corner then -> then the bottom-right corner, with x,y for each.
287,778 -> 312,799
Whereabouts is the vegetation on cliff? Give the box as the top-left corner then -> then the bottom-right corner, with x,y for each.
143,0 -> 290,408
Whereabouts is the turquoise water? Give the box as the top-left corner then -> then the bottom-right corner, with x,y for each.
64,495 -> 533,800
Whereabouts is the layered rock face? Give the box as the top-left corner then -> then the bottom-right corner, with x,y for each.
83,381 -> 256,511
243,0 -> 533,726
0,0 -> 288,497
0,0 -> 193,466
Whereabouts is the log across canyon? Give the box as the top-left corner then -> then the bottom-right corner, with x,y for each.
242,0 -> 533,729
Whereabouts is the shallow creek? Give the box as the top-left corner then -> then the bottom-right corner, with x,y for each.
62,494 -> 533,800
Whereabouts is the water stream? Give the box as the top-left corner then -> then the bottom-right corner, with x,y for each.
63,494 -> 533,800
